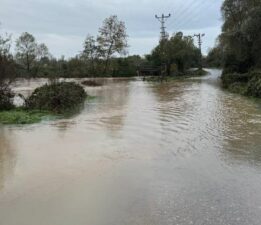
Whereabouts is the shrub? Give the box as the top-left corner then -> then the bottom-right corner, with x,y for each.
246,73 -> 261,97
221,73 -> 250,88
228,82 -> 247,95
26,82 -> 87,113
0,87 -> 14,110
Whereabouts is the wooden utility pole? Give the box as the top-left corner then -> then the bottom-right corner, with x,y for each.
194,33 -> 205,70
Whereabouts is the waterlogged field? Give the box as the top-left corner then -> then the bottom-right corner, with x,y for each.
0,69 -> 261,225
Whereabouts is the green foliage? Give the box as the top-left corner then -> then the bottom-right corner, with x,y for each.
110,55 -> 144,76
246,73 -> 261,97
228,82 -> 247,95
0,87 -> 14,110
26,82 -> 87,113
218,0 -> 261,97
97,15 -> 128,75
221,71 -> 261,97
221,73 -> 250,88
220,0 -> 261,73
205,46 -> 222,68
147,32 -> 200,75
0,109 -> 51,124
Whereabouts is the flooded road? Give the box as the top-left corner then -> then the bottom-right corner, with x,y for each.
0,69 -> 261,225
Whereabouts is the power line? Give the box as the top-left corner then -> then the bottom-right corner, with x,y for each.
174,1 -> 216,30
167,0 -> 205,28
155,13 -> 171,41
167,0 -> 216,32
167,0 -> 201,27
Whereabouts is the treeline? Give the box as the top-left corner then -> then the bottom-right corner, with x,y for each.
0,14 -> 205,80
205,0 -> 261,97
0,15 -> 147,79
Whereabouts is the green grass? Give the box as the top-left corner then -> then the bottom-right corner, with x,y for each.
86,95 -> 97,100
0,96 -> 98,125
0,109 -> 56,125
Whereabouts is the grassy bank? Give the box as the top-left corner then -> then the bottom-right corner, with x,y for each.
0,96 -> 97,125
0,109 -> 55,125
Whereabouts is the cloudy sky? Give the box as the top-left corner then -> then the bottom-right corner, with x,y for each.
0,0 -> 223,58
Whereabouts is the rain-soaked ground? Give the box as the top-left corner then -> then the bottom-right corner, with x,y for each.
0,69 -> 261,225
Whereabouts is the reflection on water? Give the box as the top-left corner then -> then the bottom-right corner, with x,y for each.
0,70 -> 261,225
0,128 -> 16,191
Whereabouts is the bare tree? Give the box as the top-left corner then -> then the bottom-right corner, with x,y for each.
82,34 -> 100,75
15,32 -> 51,76
0,31 -> 16,109
15,32 -> 37,73
0,32 -> 15,88
36,43 -> 50,61
97,15 -> 128,75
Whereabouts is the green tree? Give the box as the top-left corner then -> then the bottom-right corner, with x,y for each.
206,45 -> 223,68
97,15 -> 128,75
149,32 -> 200,75
220,0 -> 261,73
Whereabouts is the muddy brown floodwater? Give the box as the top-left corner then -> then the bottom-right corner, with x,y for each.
0,69 -> 261,225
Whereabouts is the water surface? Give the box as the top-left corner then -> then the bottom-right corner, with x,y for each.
0,69 -> 261,225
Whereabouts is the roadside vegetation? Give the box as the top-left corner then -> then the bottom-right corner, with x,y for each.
146,32 -> 203,76
205,0 -> 261,97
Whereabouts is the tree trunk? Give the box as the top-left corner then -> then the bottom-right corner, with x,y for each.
103,43 -> 113,75
26,53 -> 30,73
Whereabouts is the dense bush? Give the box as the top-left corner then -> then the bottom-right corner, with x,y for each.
26,82 -> 87,113
0,88 -> 14,110
221,73 -> 250,88
246,73 -> 261,97
221,71 -> 261,97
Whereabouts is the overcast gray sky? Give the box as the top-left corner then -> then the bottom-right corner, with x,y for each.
0,0 -> 223,58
